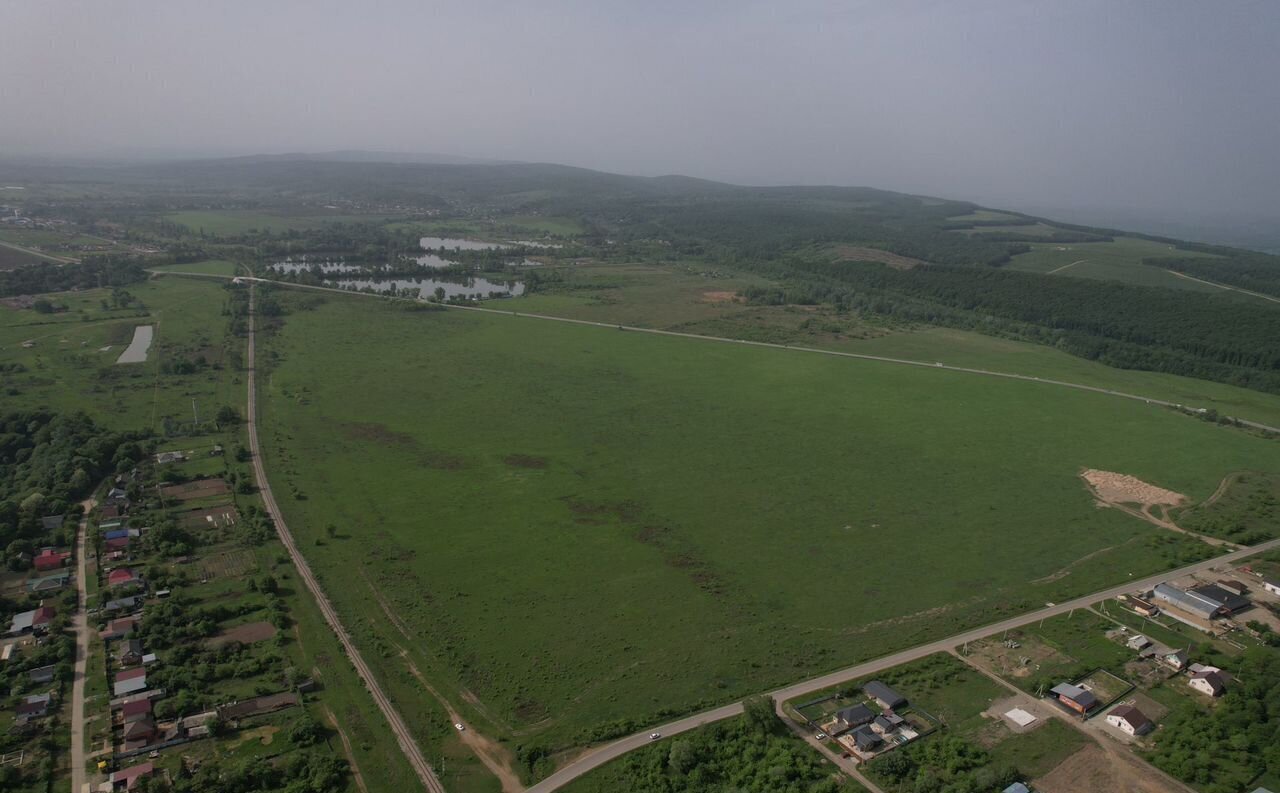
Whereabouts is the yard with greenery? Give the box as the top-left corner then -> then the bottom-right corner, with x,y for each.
251,287 -> 1280,774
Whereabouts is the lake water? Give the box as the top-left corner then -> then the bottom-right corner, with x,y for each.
332,276 -> 524,299
116,325 -> 154,364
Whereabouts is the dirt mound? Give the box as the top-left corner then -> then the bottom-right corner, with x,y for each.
700,290 -> 741,303
1081,469 -> 1186,507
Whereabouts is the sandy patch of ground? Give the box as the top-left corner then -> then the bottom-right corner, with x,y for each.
1034,743 -> 1182,793
968,636 -> 1072,680
700,290 -> 741,303
831,245 -> 926,270
1081,470 -> 1187,507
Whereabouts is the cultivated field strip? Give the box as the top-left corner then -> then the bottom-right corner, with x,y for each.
245,286 -> 445,793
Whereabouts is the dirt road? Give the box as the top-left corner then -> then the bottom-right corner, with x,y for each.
1165,269 -> 1280,304
69,497 -> 95,793
245,286 -> 446,793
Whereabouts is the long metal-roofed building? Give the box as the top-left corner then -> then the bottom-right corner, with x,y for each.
1151,582 -> 1222,620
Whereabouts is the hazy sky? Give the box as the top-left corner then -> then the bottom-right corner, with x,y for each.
3,1 -> 1279,217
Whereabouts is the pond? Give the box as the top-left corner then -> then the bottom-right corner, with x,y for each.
330,276 -> 524,299
419,236 -> 559,250
270,259 -> 363,274
116,325 -> 154,364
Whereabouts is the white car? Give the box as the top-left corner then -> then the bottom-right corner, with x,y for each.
814,732 -> 827,740
454,723 -> 465,731
649,732 -> 661,740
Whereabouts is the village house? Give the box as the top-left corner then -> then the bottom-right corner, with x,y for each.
1126,634 -> 1151,651
113,666 -> 147,697
1105,704 -> 1154,736
28,664 -> 56,684
117,639 -> 144,667
15,692 -> 52,724
863,680 -> 907,710
1263,576 -> 1280,597
107,567 -> 142,590
33,548 -> 70,572
1128,595 -> 1159,617
118,698 -> 152,724
8,606 -> 55,636
831,703 -> 875,733
27,572 -> 71,593
851,725 -> 882,752
109,761 -> 155,791
1164,649 -> 1190,671
101,615 -> 139,641
1050,683 -> 1099,715
1189,669 -> 1226,698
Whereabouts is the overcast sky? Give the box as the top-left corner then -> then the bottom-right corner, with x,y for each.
3,1 -> 1279,219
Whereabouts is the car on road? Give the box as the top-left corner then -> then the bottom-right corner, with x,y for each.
454,723 -> 465,731
649,732 -> 661,740
814,732 -> 827,740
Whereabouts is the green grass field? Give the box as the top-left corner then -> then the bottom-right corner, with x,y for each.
254,289 -> 1280,762
956,222 -> 1061,237
1005,237 -> 1232,294
166,210 -> 393,236
148,259 -> 242,276
0,277 -> 241,431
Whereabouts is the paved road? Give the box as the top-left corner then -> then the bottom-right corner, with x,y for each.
69,498 -> 95,793
245,286 -> 447,793
0,238 -> 79,264
153,272 -> 1280,435
527,536 -> 1280,792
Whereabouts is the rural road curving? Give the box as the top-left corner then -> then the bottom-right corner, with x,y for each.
245,285 -> 446,793
70,497 -> 95,793
526,535 -> 1280,792
154,272 -> 1280,435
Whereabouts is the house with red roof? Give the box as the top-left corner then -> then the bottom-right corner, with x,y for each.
33,549 -> 70,572
113,666 -> 147,697
107,567 -> 142,589
118,698 -> 152,724
100,615 -> 139,641
110,761 -> 154,790
105,536 -> 130,553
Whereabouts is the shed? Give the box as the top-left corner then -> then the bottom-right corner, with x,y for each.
863,680 -> 907,709
110,761 -> 154,790
1050,683 -> 1098,714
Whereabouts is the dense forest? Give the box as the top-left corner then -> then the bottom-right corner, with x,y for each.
0,410 -> 137,553
0,255 -> 148,297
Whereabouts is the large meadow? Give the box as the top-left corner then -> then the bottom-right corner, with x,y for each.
255,288 -> 1280,757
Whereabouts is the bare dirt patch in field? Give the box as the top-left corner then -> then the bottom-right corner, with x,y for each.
1081,470 -> 1187,508
831,245 -> 926,270
700,290 -> 741,303
341,421 -> 417,448
207,621 -> 278,648
1034,744 -> 1175,793
968,636 -> 1072,680
180,504 -> 239,529
160,478 -> 230,501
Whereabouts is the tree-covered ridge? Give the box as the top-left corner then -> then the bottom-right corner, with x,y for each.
0,255 -> 148,297
1151,252 -> 1280,298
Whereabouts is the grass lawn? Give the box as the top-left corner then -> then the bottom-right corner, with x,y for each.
255,289 -> 1280,757
1005,237 -> 1235,295
0,276 -> 242,431
983,718 -> 1085,778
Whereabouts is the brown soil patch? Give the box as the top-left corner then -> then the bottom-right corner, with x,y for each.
207,621 -> 277,648
180,505 -> 239,529
341,421 -> 418,447
504,454 -> 548,469
159,478 -> 230,501
700,290 -> 741,303
1081,470 -> 1187,508
832,245 -> 926,270
968,636 -> 1072,680
1034,744 -> 1180,793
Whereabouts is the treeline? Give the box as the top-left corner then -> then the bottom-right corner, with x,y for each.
0,254 -> 148,297
1151,253 -> 1280,298
1,411 -> 139,553
563,698 -> 839,793
1148,649 -> 1280,792
742,259 -> 1280,394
